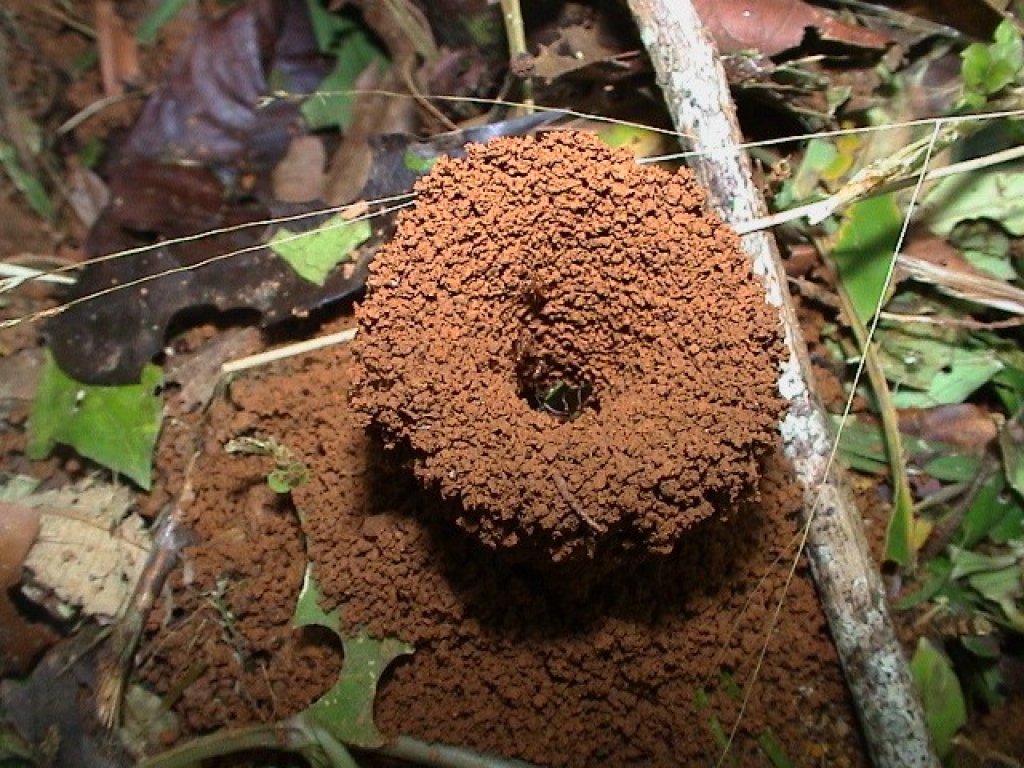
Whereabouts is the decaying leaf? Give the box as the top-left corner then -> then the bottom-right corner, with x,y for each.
896,251 -> 1024,316
43,0 -> 559,386
692,0 -> 889,56
17,479 -> 148,620
45,0 -> 339,385
272,136 -> 328,203
531,21 -> 639,82
0,492 -> 55,677
164,327 -> 262,413
897,403 -> 998,452
0,631 -> 134,768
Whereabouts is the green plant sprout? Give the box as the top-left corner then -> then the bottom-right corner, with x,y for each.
225,435 -> 310,493
695,672 -> 795,768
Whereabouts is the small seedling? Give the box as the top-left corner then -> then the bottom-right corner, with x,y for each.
225,435 -> 309,493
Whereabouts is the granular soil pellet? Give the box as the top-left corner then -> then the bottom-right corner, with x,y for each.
139,130 -> 867,766
351,131 -> 784,567
140,339 -> 865,766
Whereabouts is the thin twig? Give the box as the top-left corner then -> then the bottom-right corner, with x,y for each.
734,142 -> 1024,235
549,468 -> 600,530
221,328 -> 358,375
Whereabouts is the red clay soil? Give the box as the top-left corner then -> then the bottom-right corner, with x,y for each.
139,132 -> 867,765
351,132 -> 784,567
140,336 -> 864,766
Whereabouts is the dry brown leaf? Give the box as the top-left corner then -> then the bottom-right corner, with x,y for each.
165,326 -> 262,412
693,0 -> 889,56
0,347 -> 44,402
272,136 -> 327,203
0,499 -> 54,676
898,403 -> 999,452
66,161 -> 111,229
95,0 -> 142,97
20,481 -> 149,620
897,237 -> 1024,316
531,22 -> 638,81
324,65 -> 416,206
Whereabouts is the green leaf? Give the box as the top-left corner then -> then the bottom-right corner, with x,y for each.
988,497 -> 1024,543
694,688 -> 731,760
306,630 -> 413,748
875,326 -> 1003,409
961,20 -> 1024,104
910,638 -> 967,759
757,730 -> 795,768
267,466 -> 307,494
949,546 -> 1019,579
26,352 -> 162,489
135,0 -> 190,45
294,565 -> 341,634
966,565 -> 1021,605
225,435 -> 308,494
0,721 -> 35,763
0,143 -> 53,222
999,422 -> 1024,499
402,150 -> 438,175
965,562 -> 1024,631
961,474 -> 1024,547
991,366 -> 1024,413
922,454 -> 983,485
884,481 -> 915,568
595,123 -> 667,159
269,216 -> 372,286
922,165 -> 1024,237
300,1 -> 388,131
952,636 -> 1006,710
293,567 -> 413,747
831,195 -> 901,327
896,557 -> 953,610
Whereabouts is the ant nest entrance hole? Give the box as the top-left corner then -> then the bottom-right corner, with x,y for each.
350,130 -> 786,566
514,350 -> 598,422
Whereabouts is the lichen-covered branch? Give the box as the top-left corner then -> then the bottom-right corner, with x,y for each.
624,1 -> 939,766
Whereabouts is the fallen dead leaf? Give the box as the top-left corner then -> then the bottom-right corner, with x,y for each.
324,64 -> 416,206
693,0 -> 890,56
897,242 -> 1024,316
65,161 -> 110,229
165,326 -> 262,412
0,499 -> 54,676
0,347 -> 44,403
898,403 -> 999,452
272,135 -> 328,203
95,0 -> 142,97
19,480 -> 148,620
531,21 -> 638,81
0,631 -> 133,767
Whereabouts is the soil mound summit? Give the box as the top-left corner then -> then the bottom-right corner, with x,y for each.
351,131 -> 784,564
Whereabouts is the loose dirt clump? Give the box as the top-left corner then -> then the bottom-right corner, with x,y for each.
139,334 -> 865,766
137,133 -> 864,766
351,131 -> 784,565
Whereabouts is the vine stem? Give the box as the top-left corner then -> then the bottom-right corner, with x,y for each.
624,1 -> 939,766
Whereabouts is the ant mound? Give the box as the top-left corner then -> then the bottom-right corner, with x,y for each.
351,131 -> 784,566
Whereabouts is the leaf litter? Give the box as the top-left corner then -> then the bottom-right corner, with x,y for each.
4,0 -> 1024,765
